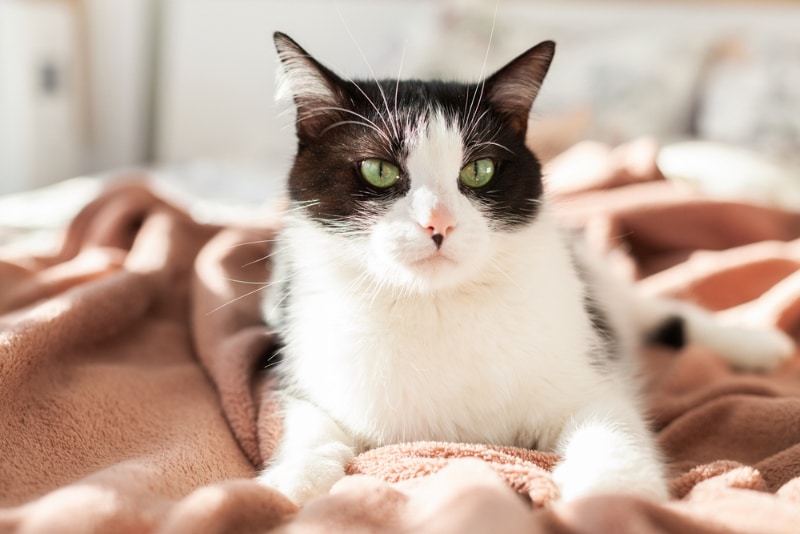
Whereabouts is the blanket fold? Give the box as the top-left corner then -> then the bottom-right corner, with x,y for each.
3,141 -> 800,533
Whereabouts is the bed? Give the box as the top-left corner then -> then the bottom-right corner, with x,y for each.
2,136 -> 800,533
4,0 -> 800,529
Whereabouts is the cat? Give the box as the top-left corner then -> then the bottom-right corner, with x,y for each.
258,31 -> 794,506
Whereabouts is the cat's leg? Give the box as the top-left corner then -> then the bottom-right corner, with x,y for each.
258,394 -> 355,506
551,392 -> 668,502
632,296 -> 794,371
575,244 -> 794,371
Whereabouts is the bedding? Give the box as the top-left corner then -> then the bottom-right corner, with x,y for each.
2,140 -> 800,533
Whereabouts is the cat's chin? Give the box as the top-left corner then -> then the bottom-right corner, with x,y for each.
383,254 -> 479,294
410,253 -> 455,270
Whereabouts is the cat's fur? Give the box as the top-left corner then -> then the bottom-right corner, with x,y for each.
258,32 -> 793,505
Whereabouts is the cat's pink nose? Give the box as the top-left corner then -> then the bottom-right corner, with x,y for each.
420,209 -> 456,249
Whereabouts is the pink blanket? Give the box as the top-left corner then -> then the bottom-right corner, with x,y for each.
2,141 -> 800,533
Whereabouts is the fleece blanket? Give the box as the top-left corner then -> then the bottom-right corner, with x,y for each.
2,140 -> 800,533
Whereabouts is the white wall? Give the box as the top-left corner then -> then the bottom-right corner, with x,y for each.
155,0 -> 800,179
156,0 -> 438,175
0,0 -> 84,194
3,0 -> 799,194
0,0 -> 158,194
83,0 -> 156,173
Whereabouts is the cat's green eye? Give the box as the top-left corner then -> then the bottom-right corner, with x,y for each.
459,158 -> 495,188
360,158 -> 401,188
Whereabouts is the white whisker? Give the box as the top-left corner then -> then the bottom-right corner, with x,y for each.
465,1 -> 499,135
228,238 -> 280,249
298,106 -> 391,143
335,7 -> 399,142
393,41 -> 408,142
266,289 -> 292,321
205,284 -> 272,316
241,248 -> 284,268
225,277 -> 284,286
470,140 -> 515,157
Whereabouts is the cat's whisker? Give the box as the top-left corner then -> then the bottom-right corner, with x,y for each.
316,215 -> 373,235
241,248 -> 284,268
465,84 -> 487,139
393,42 -> 407,143
266,289 -> 293,322
261,351 -> 283,370
285,202 -> 319,211
321,120 -> 390,139
227,238 -> 281,249
471,140 -> 515,156
298,106 -> 391,143
464,108 -> 487,135
343,271 -> 374,300
283,200 -> 321,215
462,109 -> 493,148
375,80 -> 400,143
205,284 -> 272,316
403,110 -> 413,145
368,278 -> 390,307
343,78 -> 398,143
225,277 -> 286,286
341,272 -> 365,295
335,7 -> 399,142
296,105 -> 381,131
466,1 -> 499,131
486,258 -> 523,291
347,266 -> 382,305
277,104 -> 301,130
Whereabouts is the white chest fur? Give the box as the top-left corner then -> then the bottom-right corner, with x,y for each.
274,210 -> 609,452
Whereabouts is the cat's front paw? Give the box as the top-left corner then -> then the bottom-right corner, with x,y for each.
710,325 -> 794,372
551,456 -> 668,503
258,445 -> 352,506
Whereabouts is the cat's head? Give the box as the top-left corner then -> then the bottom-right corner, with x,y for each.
274,32 -> 554,294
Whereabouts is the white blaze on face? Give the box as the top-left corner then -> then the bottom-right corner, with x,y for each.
405,112 -> 464,235
366,111 -> 493,293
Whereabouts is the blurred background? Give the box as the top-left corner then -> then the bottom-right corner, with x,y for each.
1,0 -> 800,201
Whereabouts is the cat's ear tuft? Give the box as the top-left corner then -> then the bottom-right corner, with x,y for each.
273,32 -> 347,138
484,40 -> 555,134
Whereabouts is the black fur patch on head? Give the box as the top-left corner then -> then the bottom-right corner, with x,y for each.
286,88 -> 411,230
451,86 -> 545,229
274,32 -> 555,234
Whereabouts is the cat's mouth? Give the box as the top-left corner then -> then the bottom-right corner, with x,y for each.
382,241 -> 485,292
409,252 -> 456,270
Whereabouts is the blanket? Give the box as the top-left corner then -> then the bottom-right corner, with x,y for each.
2,140 -> 800,533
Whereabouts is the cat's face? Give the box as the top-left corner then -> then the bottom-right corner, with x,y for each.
274,33 -> 555,293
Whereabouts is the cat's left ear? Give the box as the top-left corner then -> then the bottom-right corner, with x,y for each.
273,32 -> 348,139
484,41 -> 555,134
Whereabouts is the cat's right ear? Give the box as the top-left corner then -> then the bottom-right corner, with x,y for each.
273,32 -> 347,139
484,40 -> 555,135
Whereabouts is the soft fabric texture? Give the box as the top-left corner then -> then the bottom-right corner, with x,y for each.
2,141 -> 800,533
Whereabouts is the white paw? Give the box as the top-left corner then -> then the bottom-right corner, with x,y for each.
708,325 -> 794,372
552,457 -> 668,502
258,445 -> 352,506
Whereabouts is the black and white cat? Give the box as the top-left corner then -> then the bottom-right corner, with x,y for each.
258,32 -> 793,506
